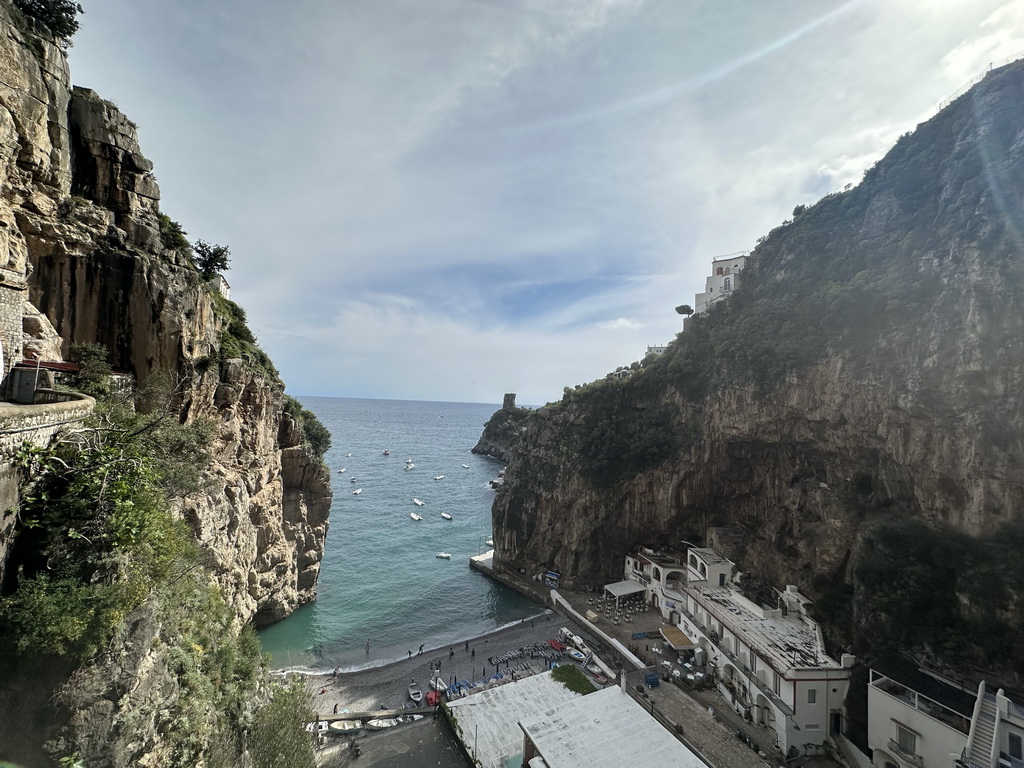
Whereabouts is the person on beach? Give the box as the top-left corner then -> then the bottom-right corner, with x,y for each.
408,650 -> 412,658
449,648 -> 454,659
465,640 -> 469,651
418,644 -> 424,655
366,639 -> 370,653
471,648 -> 475,659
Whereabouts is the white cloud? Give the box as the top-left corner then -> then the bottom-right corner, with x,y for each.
66,0 -> 1023,404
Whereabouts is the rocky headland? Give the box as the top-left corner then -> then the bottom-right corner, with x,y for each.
486,59 -> 1024,685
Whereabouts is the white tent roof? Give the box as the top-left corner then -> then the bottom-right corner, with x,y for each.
604,580 -> 647,598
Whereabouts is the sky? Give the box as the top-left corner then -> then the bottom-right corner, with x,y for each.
68,0 -> 1024,405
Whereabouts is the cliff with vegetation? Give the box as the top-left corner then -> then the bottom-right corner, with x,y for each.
0,3 -> 331,766
472,394 -> 531,461
490,60 -> 1024,683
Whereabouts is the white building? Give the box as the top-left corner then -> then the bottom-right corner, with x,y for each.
868,670 -> 1024,768
693,252 -> 747,316
519,685 -> 705,768
646,345 -> 669,357
623,546 -> 854,755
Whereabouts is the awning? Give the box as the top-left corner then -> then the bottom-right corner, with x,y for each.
660,626 -> 697,650
604,580 -> 647,598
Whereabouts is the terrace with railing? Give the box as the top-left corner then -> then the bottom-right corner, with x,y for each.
870,671 -> 971,736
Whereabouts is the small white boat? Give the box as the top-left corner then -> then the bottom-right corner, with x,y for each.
410,512 -> 423,521
383,450 -> 390,455
431,677 -> 448,693
435,552 -> 452,559
346,453 -> 353,457
305,720 -> 329,734
408,681 -> 423,703
405,464 -> 415,470
433,475 -> 445,480
413,498 -> 425,506
350,478 -> 357,483
485,538 -> 494,547
328,720 -> 362,734
462,464 -> 470,468
366,718 -> 399,730
568,649 -> 586,662
338,468 -> 346,473
405,458 -> 414,464
352,488 -> 362,495
440,512 -> 452,520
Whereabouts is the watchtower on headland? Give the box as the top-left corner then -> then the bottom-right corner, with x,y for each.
502,393 -> 516,410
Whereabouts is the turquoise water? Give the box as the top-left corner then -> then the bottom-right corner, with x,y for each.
257,397 -> 541,671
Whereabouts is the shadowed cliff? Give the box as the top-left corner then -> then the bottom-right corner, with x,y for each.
489,59 -> 1024,682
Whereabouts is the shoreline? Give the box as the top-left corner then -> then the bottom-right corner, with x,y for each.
301,609 -> 595,717
271,607 -> 552,677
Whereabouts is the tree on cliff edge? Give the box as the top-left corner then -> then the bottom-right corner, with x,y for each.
193,240 -> 231,281
14,0 -> 83,44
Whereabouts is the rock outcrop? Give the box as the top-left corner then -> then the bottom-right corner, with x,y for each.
489,59 -> 1024,679
472,393 -> 530,462
0,4 -> 331,764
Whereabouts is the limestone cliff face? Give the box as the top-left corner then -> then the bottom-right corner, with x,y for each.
491,60 -> 1024,675
0,37 -> 332,629
0,5 -> 332,763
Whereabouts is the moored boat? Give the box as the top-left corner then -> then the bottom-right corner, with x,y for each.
366,718 -> 399,730
435,552 -> 452,559
352,488 -> 362,495
433,475 -> 445,480
440,512 -> 452,520
413,498 -> 425,506
410,512 -> 423,521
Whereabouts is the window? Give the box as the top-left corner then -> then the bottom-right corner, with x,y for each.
897,726 -> 916,756
724,267 -> 731,275
773,673 -> 781,696
719,573 -> 726,586
716,267 -> 724,275
1010,733 -> 1022,759
807,688 -> 816,704
723,277 -> 731,290
750,655 -> 757,674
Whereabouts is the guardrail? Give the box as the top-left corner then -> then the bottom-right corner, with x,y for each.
937,51 -> 1024,112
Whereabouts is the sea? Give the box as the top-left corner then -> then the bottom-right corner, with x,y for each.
257,397 -> 542,672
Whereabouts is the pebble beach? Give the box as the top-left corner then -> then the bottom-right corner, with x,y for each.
300,611 -> 592,716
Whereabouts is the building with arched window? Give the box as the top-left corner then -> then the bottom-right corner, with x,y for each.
692,252 -> 748,316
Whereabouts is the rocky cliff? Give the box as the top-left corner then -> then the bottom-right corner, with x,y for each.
0,3 -> 331,764
472,393 -> 530,461
490,60 -> 1024,679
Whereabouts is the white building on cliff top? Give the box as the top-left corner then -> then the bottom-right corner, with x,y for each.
694,252 -> 747,315
622,546 -> 854,755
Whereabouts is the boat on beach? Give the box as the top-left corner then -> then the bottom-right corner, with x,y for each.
435,552 -> 451,559
408,681 -> 423,703
366,718 -> 399,730
410,512 -> 423,521
440,512 -> 452,520
431,677 -> 449,693
328,720 -> 362,734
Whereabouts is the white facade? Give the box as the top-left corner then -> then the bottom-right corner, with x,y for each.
623,546 -> 853,756
869,672 -> 1024,768
646,345 -> 669,357
693,252 -> 747,315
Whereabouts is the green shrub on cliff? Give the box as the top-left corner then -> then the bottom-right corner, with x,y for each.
283,395 -> 331,460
